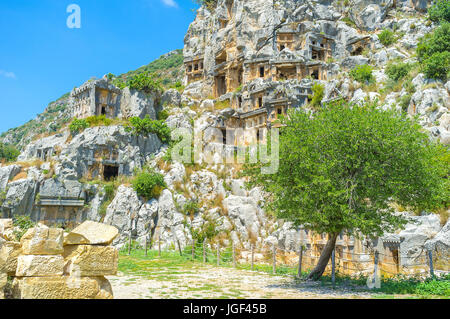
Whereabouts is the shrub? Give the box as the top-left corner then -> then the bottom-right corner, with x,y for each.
417,23 -> 450,62
429,0 -> 450,23
349,64 -> 374,84
69,118 -> 89,135
0,142 -> 20,163
378,29 -> 396,46
13,215 -> 36,240
126,116 -> 171,144
127,72 -> 163,94
85,115 -> 113,127
308,83 -> 325,109
385,62 -> 413,81
398,94 -> 412,112
157,109 -> 170,121
183,200 -> 200,217
423,51 -> 450,81
132,168 -> 166,200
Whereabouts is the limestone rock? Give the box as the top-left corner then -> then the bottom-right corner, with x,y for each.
162,89 -> 182,107
64,221 -> 119,246
425,219 -> 450,269
0,219 -> 13,239
0,165 -> 21,191
63,245 -> 118,277
16,255 -> 64,277
20,225 -> 64,255
0,241 -> 22,275
0,272 -> 6,299
12,276 -> 113,299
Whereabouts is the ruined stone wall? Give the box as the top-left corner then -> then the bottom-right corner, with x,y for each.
0,220 -> 118,299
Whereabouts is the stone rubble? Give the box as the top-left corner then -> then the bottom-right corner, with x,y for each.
0,220 -> 118,299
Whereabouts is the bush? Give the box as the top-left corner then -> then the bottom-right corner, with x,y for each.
132,168 -> 166,200
0,142 -> 20,162
69,118 -> 89,135
308,83 -> 325,109
126,116 -> 171,144
85,115 -> 113,127
429,0 -> 450,23
157,109 -> 170,121
385,62 -> 413,81
127,72 -> 163,94
398,94 -> 412,112
13,215 -> 36,240
423,51 -> 450,81
349,64 -> 374,84
183,200 -> 200,217
378,29 -> 396,46
417,23 -> 450,62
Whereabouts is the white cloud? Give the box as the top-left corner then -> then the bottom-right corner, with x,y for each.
0,70 -> 16,79
161,0 -> 178,8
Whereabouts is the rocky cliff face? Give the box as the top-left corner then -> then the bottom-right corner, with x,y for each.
0,1 -> 448,274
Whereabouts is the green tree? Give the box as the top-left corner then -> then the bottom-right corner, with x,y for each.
378,29 -> 396,46
69,118 -> 89,135
417,23 -> 450,80
125,116 -> 171,144
308,83 -> 325,109
423,51 -> 450,81
127,72 -> 163,94
429,0 -> 450,23
349,65 -> 374,84
132,168 -> 166,200
244,101 -> 449,280
0,142 -> 20,162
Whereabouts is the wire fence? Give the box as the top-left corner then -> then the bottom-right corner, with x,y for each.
124,235 -> 450,283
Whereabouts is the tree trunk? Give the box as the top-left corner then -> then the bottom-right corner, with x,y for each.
307,233 -> 338,281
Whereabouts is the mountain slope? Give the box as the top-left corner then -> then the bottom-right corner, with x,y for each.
0,49 -> 184,150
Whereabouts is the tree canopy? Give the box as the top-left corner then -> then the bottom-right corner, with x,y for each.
244,101 -> 449,279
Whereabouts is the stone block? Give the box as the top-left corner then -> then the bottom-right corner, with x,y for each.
20,225 -> 64,255
64,221 -> 118,246
12,276 -> 113,299
63,245 -> 118,276
0,241 -> 22,275
16,255 -> 64,277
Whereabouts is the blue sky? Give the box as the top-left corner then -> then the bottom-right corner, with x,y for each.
0,0 -> 198,134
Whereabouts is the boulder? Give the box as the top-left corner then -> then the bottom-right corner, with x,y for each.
63,245 -> 118,277
0,165 -> 21,191
20,225 -> 64,255
0,219 -> 13,238
425,219 -> 450,270
16,255 -> 64,277
64,221 -> 119,246
0,241 -> 22,275
12,276 -> 113,299
162,89 -> 182,107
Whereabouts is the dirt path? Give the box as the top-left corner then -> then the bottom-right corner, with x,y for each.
107,264 -> 377,299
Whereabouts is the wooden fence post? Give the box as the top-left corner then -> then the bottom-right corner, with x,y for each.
128,219 -> 132,256
251,244 -> 254,271
158,238 -> 161,257
217,243 -> 220,267
331,248 -> 336,286
428,250 -> 435,278
177,240 -> 182,256
272,245 -> 276,274
297,245 -> 303,278
192,238 -> 195,260
232,243 -> 236,268
203,239 -> 206,263
372,251 -> 379,287
144,235 -> 148,257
